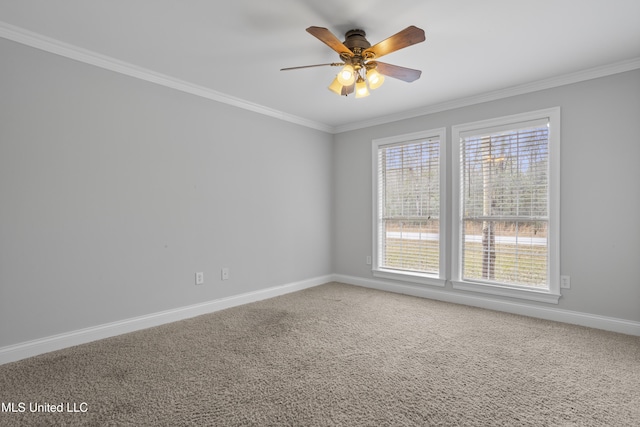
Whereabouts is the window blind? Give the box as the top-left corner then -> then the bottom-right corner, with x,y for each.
460,120 -> 549,287
377,138 -> 440,274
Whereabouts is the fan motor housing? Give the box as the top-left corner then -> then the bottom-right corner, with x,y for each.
343,29 -> 371,51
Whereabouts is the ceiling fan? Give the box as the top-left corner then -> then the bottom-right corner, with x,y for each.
281,25 -> 426,98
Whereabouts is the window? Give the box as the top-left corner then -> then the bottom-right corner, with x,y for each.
452,108 -> 560,303
371,109 -> 559,303
372,129 -> 446,286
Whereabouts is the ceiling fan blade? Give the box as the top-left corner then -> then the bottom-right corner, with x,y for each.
374,62 -> 422,82
364,26 -> 425,59
306,26 -> 354,57
281,63 -> 343,71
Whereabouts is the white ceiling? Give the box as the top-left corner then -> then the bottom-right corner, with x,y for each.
1,0 -> 639,133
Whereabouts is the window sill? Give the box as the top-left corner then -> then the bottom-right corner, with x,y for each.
373,269 -> 446,287
452,280 -> 561,304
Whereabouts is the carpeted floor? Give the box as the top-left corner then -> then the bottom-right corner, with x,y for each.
1,282 -> 639,426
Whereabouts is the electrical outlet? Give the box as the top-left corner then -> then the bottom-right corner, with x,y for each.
221,267 -> 229,280
560,275 -> 571,289
195,272 -> 204,285
366,256 -> 372,265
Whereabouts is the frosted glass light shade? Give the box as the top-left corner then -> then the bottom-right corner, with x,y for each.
355,79 -> 370,98
337,64 -> 355,86
366,68 -> 385,90
328,77 -> 344,95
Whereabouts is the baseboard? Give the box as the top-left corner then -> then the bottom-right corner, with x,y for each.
0,275 -> 330,366
3,273 -> 637,366
333,274 -> 640,336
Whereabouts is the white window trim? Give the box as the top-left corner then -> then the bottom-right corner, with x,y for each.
451,107 -> 561,304
372,128 -> 447,288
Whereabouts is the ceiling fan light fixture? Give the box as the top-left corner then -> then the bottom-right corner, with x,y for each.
337,64 -> 355,86
287,25 -> 425,98
366,68 -> 385,90
355,77 -> 370,98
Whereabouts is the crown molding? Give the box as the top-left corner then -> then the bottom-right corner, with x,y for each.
2,21 -> 638,135
333,56 -> 640,134
0,21 -> 334,134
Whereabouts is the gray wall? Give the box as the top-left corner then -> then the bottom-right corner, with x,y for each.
333,69 -> 640,322
2,36 -> 638,350
0,39 -> 334,347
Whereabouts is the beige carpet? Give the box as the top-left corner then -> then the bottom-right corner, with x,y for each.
1,282 -> 639,426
